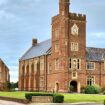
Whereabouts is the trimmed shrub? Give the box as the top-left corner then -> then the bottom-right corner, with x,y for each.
53,94 -> 64,103
103,91 -> 105,95
85,85 -> 101,94
25,93 -> 64,103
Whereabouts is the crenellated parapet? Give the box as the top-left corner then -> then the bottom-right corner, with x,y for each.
70,13 -> 86,21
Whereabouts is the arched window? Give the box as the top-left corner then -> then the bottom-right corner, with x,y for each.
31,63 -> 34,75
22,65 -> 25,76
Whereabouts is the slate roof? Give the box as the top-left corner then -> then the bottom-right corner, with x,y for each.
20,39 -> 51,60
86,47 -> 105,61
20,39 -> 105,62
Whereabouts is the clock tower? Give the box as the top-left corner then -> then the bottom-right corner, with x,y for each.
48,0 -> 86,92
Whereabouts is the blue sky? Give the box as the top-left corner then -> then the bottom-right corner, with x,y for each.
0,0 -> 105,82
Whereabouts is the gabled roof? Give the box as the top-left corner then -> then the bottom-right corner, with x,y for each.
20,39 -> 51,60
86,47 -> 105,61
20,39 -> 105,62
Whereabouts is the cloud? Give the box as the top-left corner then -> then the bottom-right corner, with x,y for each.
9,66 -> 18,82
0,0 -> 104,82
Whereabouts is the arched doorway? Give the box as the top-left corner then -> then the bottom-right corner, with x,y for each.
55,83 -> 59,92
70,81 -> 77,92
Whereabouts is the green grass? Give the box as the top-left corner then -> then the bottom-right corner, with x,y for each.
0,92 -> 105,103
63,94 -> 105,103
0,91 -> 27,99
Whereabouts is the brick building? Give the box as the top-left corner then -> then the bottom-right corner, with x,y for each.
19,0 -> 105,93
0,59 -> 10,90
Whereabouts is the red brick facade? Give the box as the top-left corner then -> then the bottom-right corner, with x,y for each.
0,59 -> 10,90
19,0 -> 105,92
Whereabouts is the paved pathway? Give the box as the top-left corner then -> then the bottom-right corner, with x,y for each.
29,103 -> 103,105
0,100 -> 25,105
0,100 -> 103,105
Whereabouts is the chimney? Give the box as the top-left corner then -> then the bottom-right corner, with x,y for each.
59,0 -> 70,17
32,38 -> 37,46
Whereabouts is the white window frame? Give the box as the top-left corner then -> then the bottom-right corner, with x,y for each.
87,76 -> 95,86
40,58 -> 44,71
48,62 -> 52,74
40,76 -> 44,87
87,62 -> 95,70
69,58 -> 81,70
72,71 -> 77,79
71,42 -> 79,51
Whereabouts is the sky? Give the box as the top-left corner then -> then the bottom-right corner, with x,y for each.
0,0 -> 105,82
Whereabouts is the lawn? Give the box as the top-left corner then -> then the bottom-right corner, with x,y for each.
0,92 -> 105,103
63,94 -> 105,103
0,92 -> 27,99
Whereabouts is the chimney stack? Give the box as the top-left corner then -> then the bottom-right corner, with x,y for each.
32,38 -> 37,46
59,0 -> 70,17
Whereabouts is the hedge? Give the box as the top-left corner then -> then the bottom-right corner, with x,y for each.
25,93 -> 64,103
85,85 -> 101,94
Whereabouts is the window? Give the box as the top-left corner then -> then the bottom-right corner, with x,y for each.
55,29 -> 59,40
72,71 -> 77,79
87,62 -> 95,70
69,58 -> 81,70
0,67 -> 1,72
21,65 -> 24,76
31,64 -> 34,75
40,76 -> 44,87
34,60 -> 38,71
0,73 -> 1,80
71,42 -> 78,51
104,60 -> 105,70
55,42 -> 59,52
62,11 -> 64,15
55,58 -> 59,70
26,65 -> 29,76
40,59 -> 44,70
48,63 -> 52,74
87,76 -> 95,85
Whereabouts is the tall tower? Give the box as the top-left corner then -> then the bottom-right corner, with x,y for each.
47,0 -> 86,93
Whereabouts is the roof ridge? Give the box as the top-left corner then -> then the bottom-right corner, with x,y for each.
87,47 -> 105,50
20,39 -> 51,61
19,46 -> 33,60
37,39 -> 51,45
